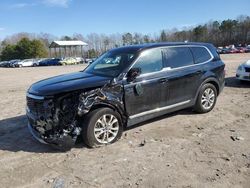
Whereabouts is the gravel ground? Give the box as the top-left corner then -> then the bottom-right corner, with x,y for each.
0,53 -> 249,188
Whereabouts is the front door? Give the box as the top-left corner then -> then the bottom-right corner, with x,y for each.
123,48 -> 166,117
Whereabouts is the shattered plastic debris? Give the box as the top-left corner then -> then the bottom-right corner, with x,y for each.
230,135 -> 244,141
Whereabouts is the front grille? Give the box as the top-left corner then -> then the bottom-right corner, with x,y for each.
27,97 -> 45,116
245,67 -> 250,72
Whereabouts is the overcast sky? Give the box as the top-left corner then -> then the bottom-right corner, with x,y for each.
0,0 -> 250,39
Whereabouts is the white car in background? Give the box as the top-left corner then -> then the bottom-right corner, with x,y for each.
14,59 -> 36,67
74,57 -> 84,64
236,60 -> 250,81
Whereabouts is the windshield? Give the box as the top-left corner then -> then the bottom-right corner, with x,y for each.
85,50 -> 137,77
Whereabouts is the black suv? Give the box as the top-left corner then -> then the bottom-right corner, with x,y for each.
26,42 -> 225,150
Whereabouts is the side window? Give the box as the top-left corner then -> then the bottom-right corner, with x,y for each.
133,49 -> 163,74
190,47 -> 212,64
165,47 -> 194,68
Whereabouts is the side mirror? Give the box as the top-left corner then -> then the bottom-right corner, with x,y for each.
127,67 -> 141,82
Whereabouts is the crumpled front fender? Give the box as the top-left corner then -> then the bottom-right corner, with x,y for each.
78,83 -> 126,119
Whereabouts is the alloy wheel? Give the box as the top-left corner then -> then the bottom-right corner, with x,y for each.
94,114 -> 119,144
201,88 -> 215,110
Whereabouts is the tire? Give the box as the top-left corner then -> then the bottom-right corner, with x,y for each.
239,80 -> 247,84
82,108 -> 123,148
194,83 -> 217,113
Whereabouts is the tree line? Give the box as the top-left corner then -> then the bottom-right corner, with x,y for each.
1,38 -> 48,61
1,15 -> 250,60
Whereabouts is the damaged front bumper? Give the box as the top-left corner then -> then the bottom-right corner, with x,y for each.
28,122 -> 48,145
27,110 -> 81,150
26,94 -> 81,151
26,82 -> 125,150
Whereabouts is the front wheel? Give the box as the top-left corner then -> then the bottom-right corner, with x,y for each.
194,83 -> 217,113
82,108 -> 123,148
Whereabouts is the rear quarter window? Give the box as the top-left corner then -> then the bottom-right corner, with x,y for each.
190,47 -> 212,64
165,47 -> 194,68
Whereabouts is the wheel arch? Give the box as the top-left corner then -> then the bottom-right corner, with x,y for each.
195,77 -> 220,102
86,102 -> 127,126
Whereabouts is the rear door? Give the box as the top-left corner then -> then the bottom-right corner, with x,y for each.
162,46 -> 203,105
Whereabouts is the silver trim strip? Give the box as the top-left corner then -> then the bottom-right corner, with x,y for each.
129,100 -> 191,119
26,93 -> 44,100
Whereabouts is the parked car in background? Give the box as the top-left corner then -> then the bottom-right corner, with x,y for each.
39,58 -> 61,66
236,60 -> 250,82
0,61 -> 8,67
217,48 -> 223,54
84,58 -> 91,63
9,59 -> 21,67
228,48 -> 239,53
245,46 -> 250,53
85,58 -> 97,64
236,47 -> 246,53
33,58 -> 49,66
75,57 -> 84,64
219,48 -> 231,54
14,59 -> 36,67
59,57 -> 77,65
217,46 -> 250,54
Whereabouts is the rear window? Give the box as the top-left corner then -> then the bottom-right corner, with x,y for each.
190,47 -> 212,64
165,47 -> 194,68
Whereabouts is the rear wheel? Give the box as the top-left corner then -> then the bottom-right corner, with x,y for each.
82,108 -> 123,148
194,83 -> 217,113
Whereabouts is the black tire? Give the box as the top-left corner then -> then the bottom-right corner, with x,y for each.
82,108 -> 123,148
239,80 -> 248,84
194,83 -> 217,113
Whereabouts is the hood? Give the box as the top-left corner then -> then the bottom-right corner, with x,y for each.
28,71 -> 111,96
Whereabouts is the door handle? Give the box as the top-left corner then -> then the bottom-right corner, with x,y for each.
158,78 -> 168,83
195,70 -> 202,74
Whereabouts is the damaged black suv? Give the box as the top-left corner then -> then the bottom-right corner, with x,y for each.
26,42 -> 225,150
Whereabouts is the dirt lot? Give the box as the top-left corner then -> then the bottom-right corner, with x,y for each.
0,54 -> 250,188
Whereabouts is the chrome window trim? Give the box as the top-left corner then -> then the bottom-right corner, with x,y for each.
129,100 -> 191,119
26,93 -> 44,100
188,45 -> 214,64
158,45 -> 214,71
123,45 -> 214,80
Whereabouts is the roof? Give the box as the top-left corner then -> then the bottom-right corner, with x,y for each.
49,40 -> 88,48
111,42 -> 213,53
109,42 -> 219,60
